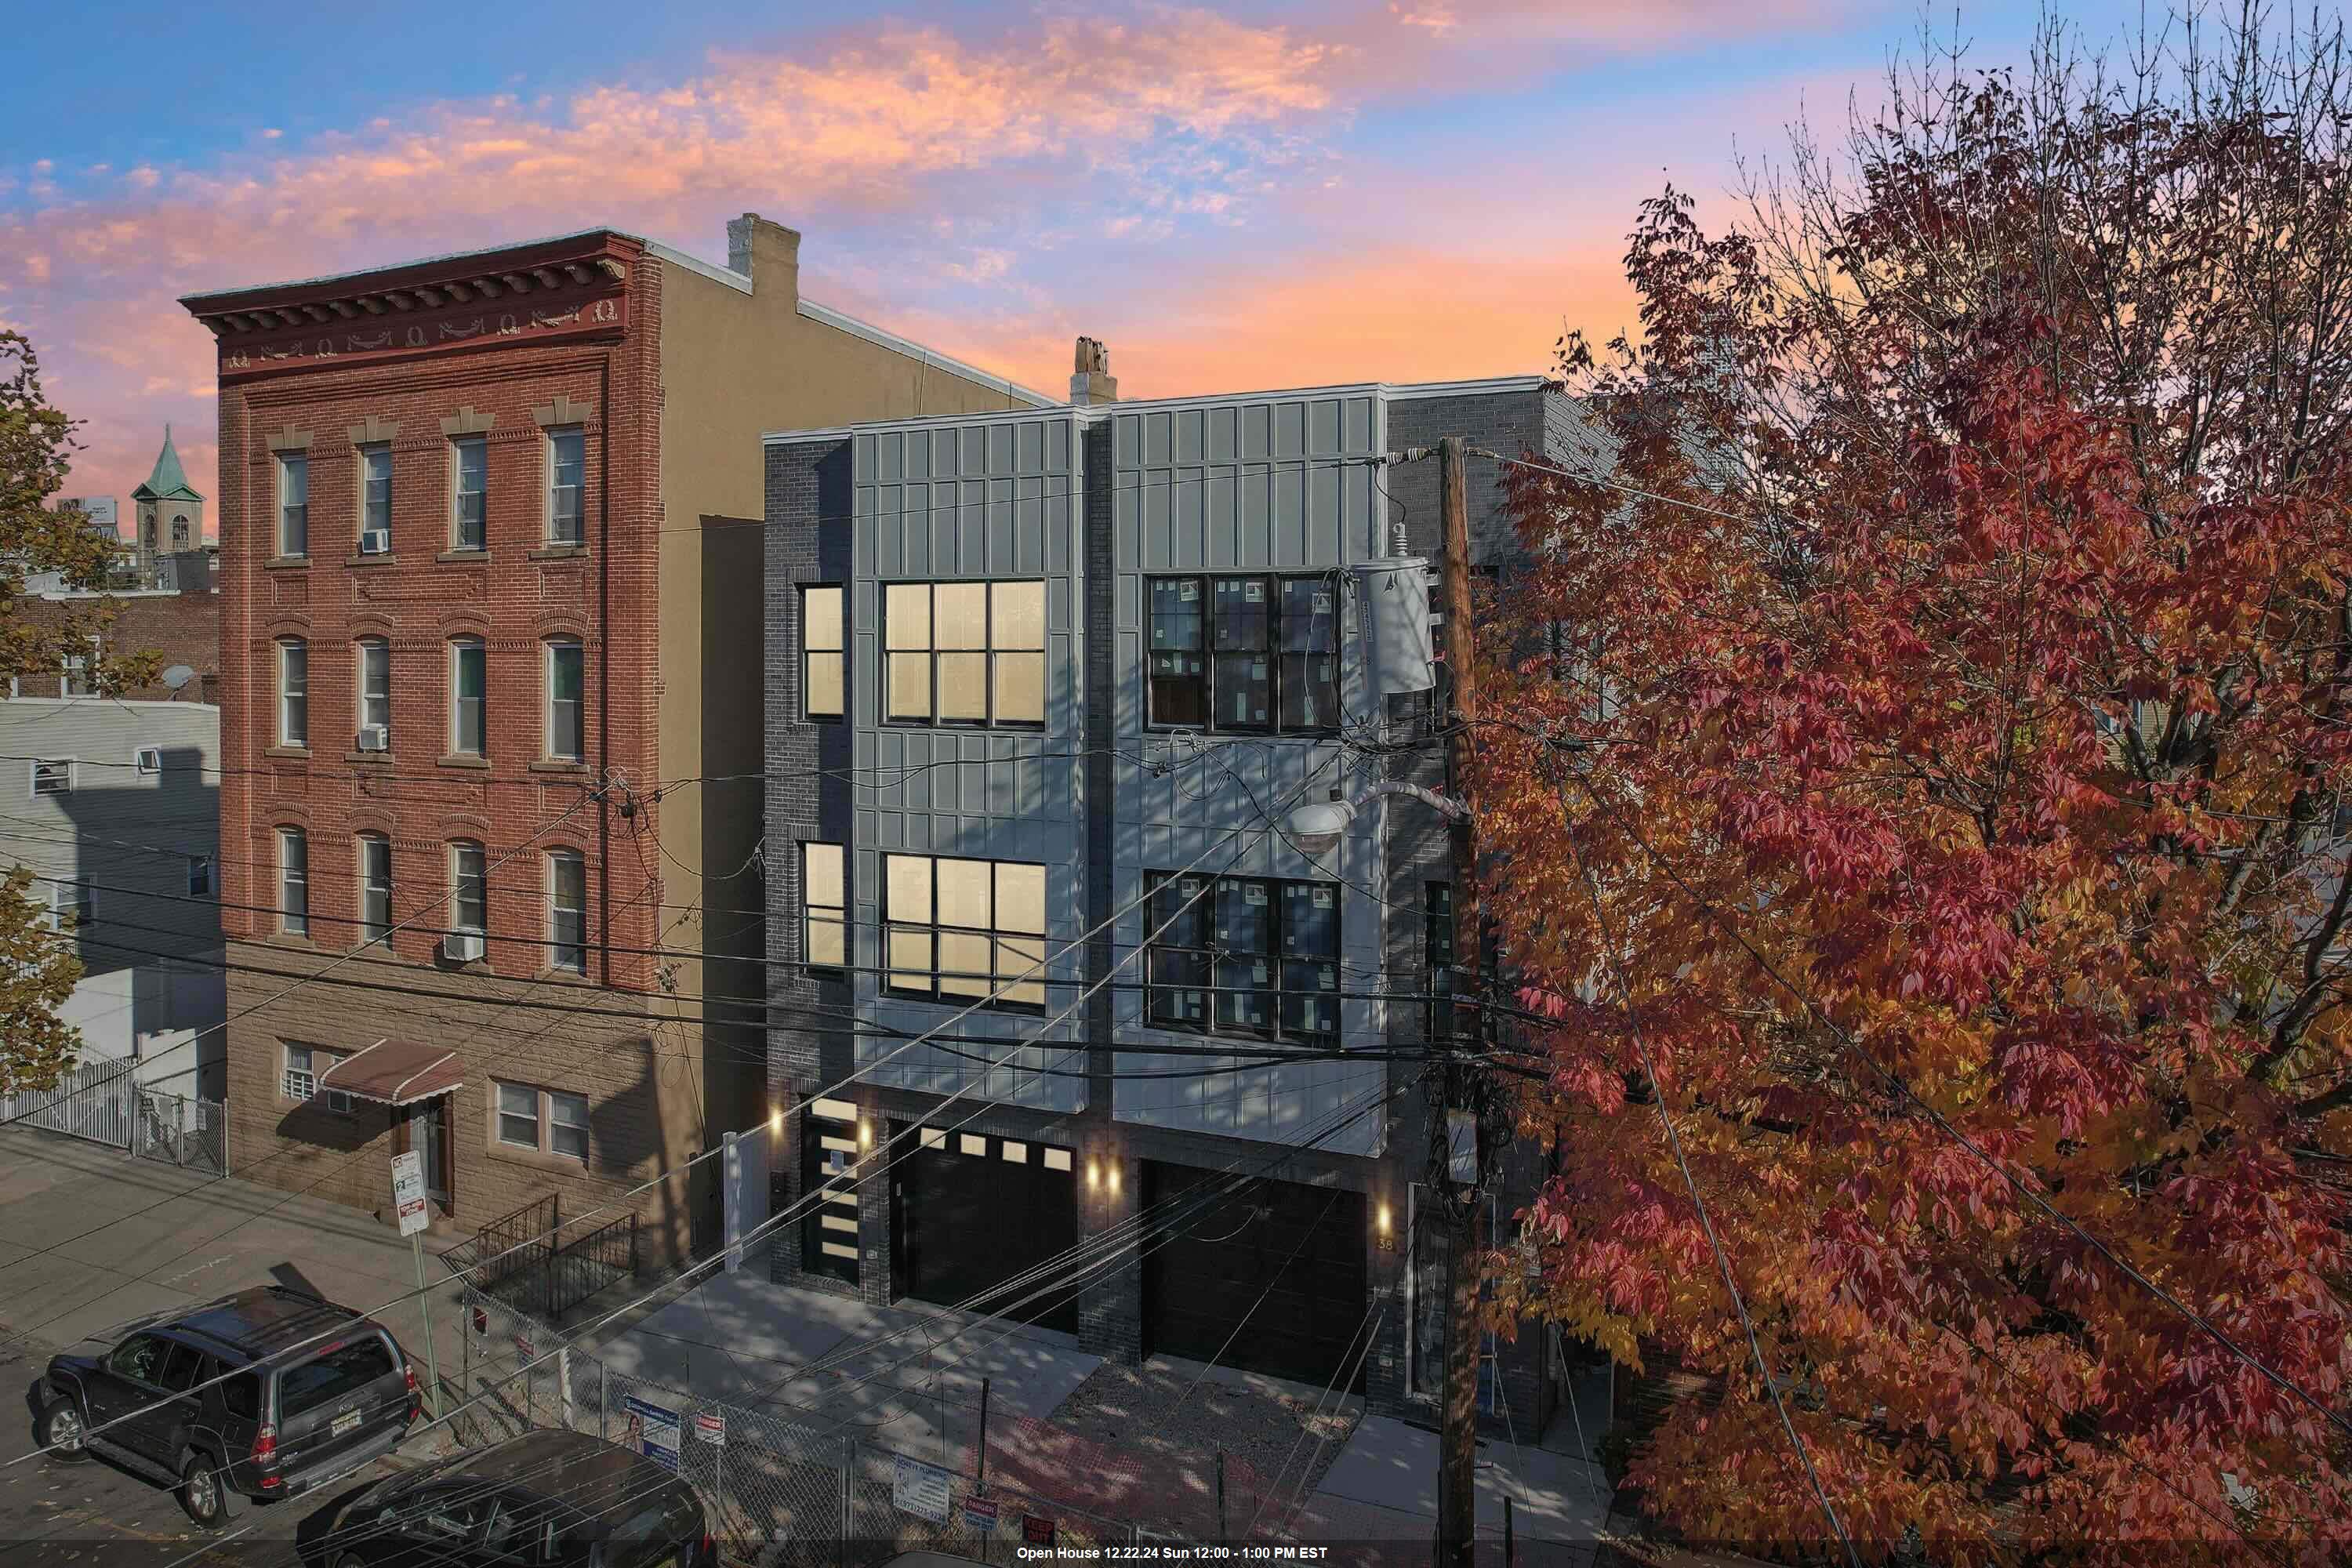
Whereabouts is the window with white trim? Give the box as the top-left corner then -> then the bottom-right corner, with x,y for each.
882,580 -> 1046,726
449,638 -> 485,756
801,842 -> 845,971
357,833 -> 392,946
278,826 -> 308,935
449,841 -> 486,935
358,445 -> 392,544
548,850 -> 586,973
495,1081 -> 588,1163
283,1044 -> 351,1113
451,437 -> 487,551
882,852 -> 1047,1007
277,638 -> 309,747
278,453 -> 309,557
357,639 -> 391,742
45,879 -> 90,932
545,640 -> 583,761
30,759 -> 72,797
136,747 -> 162,776
61,634 -> 99,699
1145,869 -> 1340,1041
546,428 -> 584,545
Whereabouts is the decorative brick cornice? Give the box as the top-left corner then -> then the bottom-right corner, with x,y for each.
532,395 -> 595,428
265,426 -> 314,453
347,416 -> 401,447
440,406 -> 496,437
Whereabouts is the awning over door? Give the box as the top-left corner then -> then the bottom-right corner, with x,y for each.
320,1039 -> 464,1108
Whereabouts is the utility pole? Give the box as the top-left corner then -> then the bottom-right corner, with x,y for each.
1434,434 -> 1483,1568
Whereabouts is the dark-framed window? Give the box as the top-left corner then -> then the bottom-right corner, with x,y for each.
882,580 -> 1046,727
1426,880 -> 1455,1035
1144,869 -> 1339,1040
882,851 -> 1047,1007
801,586 -> 844,720
1147,574 -> 1341,733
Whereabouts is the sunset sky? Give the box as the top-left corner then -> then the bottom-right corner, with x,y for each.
6,0 -> 2154,521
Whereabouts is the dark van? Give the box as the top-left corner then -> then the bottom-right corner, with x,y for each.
35,1285 -> 419,1526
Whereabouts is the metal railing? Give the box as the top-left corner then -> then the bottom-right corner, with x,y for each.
454,1192 -> 639,1319
0,1056 -> 136,1149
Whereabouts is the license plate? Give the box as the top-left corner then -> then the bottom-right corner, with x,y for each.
331,1410 -> 361,1438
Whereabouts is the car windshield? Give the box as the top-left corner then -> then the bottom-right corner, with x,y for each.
278,1335 -> 395,1418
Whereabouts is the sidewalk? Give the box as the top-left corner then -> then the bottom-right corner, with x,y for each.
1307,1413 -> 1616,1548
594,1266 -> 1101,1468
0,1125 -> 462,1373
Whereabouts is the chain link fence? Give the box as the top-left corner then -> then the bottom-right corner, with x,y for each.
132,1087 -> 224,1175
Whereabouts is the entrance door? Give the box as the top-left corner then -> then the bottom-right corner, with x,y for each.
405,1100 -> 450,1210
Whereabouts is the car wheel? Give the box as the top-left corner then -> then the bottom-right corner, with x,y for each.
178,1451 -> 226,1527
333,1553 -> 369,1568
34,1397 -> 87,1461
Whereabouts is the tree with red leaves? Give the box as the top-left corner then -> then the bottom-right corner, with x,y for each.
1481,12 -> 2352,1563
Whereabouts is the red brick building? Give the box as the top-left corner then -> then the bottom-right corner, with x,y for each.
182,216 -> 1047,1258
11,585 -> 220,703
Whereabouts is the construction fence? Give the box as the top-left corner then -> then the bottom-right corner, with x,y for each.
432,1278 -> 1573,1568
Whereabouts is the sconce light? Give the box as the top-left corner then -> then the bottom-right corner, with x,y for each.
1107,1163 -> 1122,1196
858,1120 -> 874,1150
1086,1161 -> 1101,1189
1376,1200 -> 1398,1252
1377,1201 -> 1392,1236
768,1106 -> 783,1136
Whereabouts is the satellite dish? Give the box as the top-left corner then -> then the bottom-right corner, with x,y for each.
161,665 -> 194,691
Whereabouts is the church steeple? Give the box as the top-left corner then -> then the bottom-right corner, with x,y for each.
132,423 -> 203,503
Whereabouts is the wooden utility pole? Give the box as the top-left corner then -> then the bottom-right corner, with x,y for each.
1436,434 -> 1482,1568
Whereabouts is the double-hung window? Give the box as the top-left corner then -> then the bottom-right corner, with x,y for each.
29,759 -> 71,797
452,437 -> 487,551
547,851 -> 586,973
882,853 -> 1047,1007
800,586 -> 844,720
277,639 -> 309,747
359,446 -> 392,546
1145,871 -> 1340,1041
545,640 -> 583,761
357,639 -> 391,744
802,842 -> 845,971
61,634 -> 98,698
882,581 -> 1046,726
357,833 -> 392,946
450,841 -> 486,935
283,1044 -> 351,1113
449,639 -> 485,756
278,454 -> 310,557
546,429 -> 584,545
496,1081 -> 589,1161
1147,574 -> 1342,733
45,879 -> 91,932
278,827 -> 308,935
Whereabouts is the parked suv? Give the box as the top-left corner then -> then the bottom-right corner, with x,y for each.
303,1428 -> 714,1567
34,1285 -> 419,1526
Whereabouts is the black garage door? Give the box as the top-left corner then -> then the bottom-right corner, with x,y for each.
1141,1163 -> 1367,1390
892,1128 -> 1077,1333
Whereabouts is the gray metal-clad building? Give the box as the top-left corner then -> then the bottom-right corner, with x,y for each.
763,359 -> 1592,1424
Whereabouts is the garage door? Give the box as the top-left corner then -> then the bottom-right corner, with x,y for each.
1141,1163 -> 1367,1390
892,1129 -> 1078,1333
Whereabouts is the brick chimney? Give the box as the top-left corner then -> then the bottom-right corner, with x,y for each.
727,212 -> 801,305
1071,336 -> 1118,405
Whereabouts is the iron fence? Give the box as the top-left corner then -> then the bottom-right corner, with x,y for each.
455,1192 -> 639,1319
0,1056 -> 135,1148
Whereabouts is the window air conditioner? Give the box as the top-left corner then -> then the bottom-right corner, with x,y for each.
356,725 -> 390,753
442,932 -> 486,963
359,528 -> 391,555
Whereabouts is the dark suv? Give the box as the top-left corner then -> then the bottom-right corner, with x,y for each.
35,1285 -> 419,1526
304,1428 -> 714,1567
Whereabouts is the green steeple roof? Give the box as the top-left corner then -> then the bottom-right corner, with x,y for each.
131,424 -> 203,503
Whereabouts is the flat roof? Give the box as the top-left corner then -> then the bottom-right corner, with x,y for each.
762,373 -> 1554,445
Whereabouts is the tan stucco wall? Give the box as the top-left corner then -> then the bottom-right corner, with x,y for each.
652,218 -> 1041,1157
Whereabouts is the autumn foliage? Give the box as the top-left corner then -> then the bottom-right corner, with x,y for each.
1482,16 -> 2352,1563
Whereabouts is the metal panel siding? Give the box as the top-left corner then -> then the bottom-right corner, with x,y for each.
1107,391 -> 1388,1155
837,412 -> 1090,1112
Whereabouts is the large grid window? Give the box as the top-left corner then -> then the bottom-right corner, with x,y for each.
883,852 -> 1047,1007
450,841 -> 486,935
278,827 -> 308,935
452,437 -> 487,550
449,638 -> 485,756
1147,575 -> 1341,733
547,429 -> 585,545
548,850 -> 586,973
277,638 -> 308,747
278,454 -> 309,557
359,446 -> 393,544
357,639 -> 391,742
1145,870 -> 1340,1040
358,833 -> 392,946
801,586 -> 844,720
546,640 -> 584,760
802,842 -> 845,971
883,581 -> 1046,727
